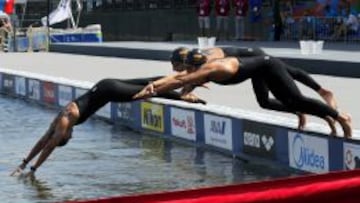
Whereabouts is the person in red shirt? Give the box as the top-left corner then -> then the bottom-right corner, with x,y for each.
215,0 -> 231,40
197,0 -> 211,37
233,0 -> 248,40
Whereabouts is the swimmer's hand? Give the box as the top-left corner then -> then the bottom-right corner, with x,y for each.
10,161 -> 27,177
133,83 -> 155,100
181,93 -> 207,105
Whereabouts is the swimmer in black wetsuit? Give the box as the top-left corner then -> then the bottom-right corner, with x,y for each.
10,77 -> 206,177
134,50 -> 352,138
168,47 -> 338,131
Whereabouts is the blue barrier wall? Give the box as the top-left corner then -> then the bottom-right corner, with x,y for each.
1,69 -> 360,174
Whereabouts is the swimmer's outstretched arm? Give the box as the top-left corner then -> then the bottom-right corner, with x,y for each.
10,119 -> 57,176
11,116 -> 69,176
134,66 -> 212,100
26,117 -> 70,175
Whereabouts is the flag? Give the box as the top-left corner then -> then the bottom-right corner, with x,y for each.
0,0 -> 5,12
4,0 -> 14,14
41,0 -> 72,26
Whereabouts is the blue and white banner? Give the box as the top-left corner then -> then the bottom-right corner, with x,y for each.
28,79 -> 40,100
204,114 -> 232,150
58,85 -> 72,107
288,131 -> 329,173
344,142 -> 360,170
117,102 -> 133,123
2,74 -> 15,94
75,88 -> 87,99
170,107 -> 196,141
15,76 -> 26,97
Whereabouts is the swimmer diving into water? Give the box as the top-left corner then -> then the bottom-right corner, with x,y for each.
134,49 -> 352,137
167,46 -> 341,133
10,77 -> 206,177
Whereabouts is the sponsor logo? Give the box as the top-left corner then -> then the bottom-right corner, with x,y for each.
244,131 -> 260,148
28,79 -> 40,100
15,76 -> 26,96
243,121 -> 276,158
204,114 -> 232,150
172,116 -> 195,134
3,74 -> 15,94
141,102 -> 164,133
262,135 -> 274,151
58,85 -> 72,106
210,120 -> 226,135
170,107 -> 196,141
43,82 -> 56,104
343,143 -> 360,170
289,132 -> 329,173
117,102 -> 133,122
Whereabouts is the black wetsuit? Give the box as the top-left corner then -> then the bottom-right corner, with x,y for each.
73,77 -> 182,125
220,47 -> 321,91
213,55 -> 339,119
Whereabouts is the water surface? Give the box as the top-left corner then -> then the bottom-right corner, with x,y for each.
0,96 -> 298,203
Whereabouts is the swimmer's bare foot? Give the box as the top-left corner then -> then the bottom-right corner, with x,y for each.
324,116 -> 337,136
337,113 -> 352,138
297,113 -> 306,130
318,88 -> 337,109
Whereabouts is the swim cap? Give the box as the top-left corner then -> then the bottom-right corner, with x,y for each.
185,49 -> 207,68
170,47 -> 190,64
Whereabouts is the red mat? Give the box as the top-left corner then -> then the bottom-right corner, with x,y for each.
65,169 -> 360,203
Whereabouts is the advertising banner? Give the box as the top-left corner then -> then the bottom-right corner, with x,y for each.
15,76 -> 26,97
2,74 -> 15,95
43,81 -> 56,104
204,114 -> 232,150
28,79 -> 40,100
344,142 -> 360,170
141,102 -> 164,133
170,107 -> 196,141
75,88 -> 87,99
288,131 -> 329,173
117,102 -> 133,123
58,85 -> 72,107
243,120 -> 276,159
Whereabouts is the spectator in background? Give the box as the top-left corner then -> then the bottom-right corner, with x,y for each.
0,17 -> 12,33
197,0 -> 211,37
281,0 -> 295,40
0,17 -> 12,51
233,0 -> 248,40
249,0 -> 262,40
332,6 -> 359,40
215,0 -> 231,40
300,10 -> 315,40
